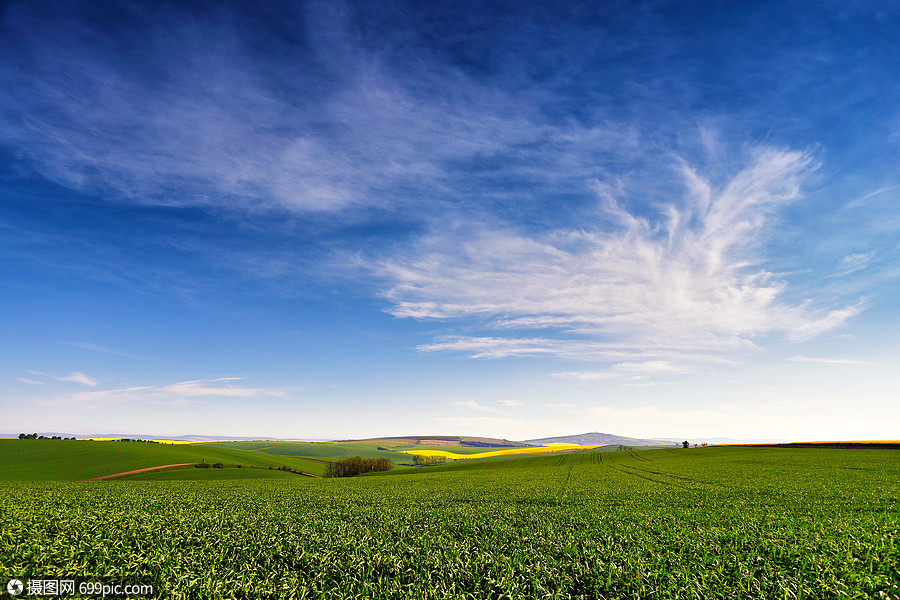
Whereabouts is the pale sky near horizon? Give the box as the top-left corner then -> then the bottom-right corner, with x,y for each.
2,1 -> 899,442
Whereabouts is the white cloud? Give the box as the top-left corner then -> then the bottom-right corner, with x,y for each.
384,148 -> 857,361
788,355 -> 874,366
50,377 -> 280,408
0,3 -> 572,216
454,399 -> 502,413
551,371 -> 619,381
416,337 -> 730,361
497,399 -> 523,407
835,251 -> 875,276
54,372 -> 99,386
788,304 -> 862,341
18,378 -> 44,385
551,360 -> 694,383
612,360 -> 690,374
21,370 -> 99,386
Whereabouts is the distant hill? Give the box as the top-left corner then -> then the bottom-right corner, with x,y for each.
0,433 -> 323,441
523,432 -> 678,447
345,435 -> 528,448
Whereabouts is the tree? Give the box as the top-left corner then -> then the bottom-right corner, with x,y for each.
413,455 -> 446,466
682,441 -> 690,448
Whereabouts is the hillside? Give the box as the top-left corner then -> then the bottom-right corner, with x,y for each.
524,431 -> 677,447
0,439 -> 353,480
344,435 -> 528,448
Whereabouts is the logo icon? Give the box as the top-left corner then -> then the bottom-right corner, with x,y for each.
7,579 -> 24,596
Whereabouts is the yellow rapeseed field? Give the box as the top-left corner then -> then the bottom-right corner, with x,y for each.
400,444 -> 604,459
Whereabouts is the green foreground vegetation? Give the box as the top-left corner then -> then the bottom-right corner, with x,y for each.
2,443 -> 898,599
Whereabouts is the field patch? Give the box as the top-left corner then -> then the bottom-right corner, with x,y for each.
0,439 -> 328,481
400,443 -> 604,460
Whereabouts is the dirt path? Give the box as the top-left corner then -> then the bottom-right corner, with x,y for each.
83,464 -> 325,480
81,463 -> 195,481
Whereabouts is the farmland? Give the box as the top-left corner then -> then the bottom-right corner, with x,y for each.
0,439 -> 353,480
2,444 -> 898,598
396,443 -> 605,460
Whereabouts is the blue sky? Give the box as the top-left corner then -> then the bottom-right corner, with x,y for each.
2,0 -> 898,441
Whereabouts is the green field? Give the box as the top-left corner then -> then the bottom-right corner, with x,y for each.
2,444 -> 898,598
0,439 -> 337,480
205,440 -> 415,464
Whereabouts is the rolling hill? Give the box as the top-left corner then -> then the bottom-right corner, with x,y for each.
524,431 -> 678,447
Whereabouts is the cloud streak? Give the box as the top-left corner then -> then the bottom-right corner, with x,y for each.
25,371 -> 99,386
454,400 -> 502,413
383,149 -> 860,361
54,372 -> 100,386
788,355 -> 874,366
50,377 -> 281,408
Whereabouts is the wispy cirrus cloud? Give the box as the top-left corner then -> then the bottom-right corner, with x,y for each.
54,372 -> 100,386
454,399 -> 502,413
552,360 -> 696,382
383,148 -> 860,362
26,371 -> 99,386
788,355 -> 875,366
50,377 -> 281,408
834,252 -> 876,277
0,1 -> 609,217
60,341 -> 149,360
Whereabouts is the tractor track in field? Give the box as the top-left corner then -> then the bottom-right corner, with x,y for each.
610,463 -> 712,490
608,464 -> 698,490
81,463 -> 195,481
82,463 -> 324,480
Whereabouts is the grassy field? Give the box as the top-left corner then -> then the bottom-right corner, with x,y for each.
2,445 -> 898,598
0,439 -> 333,480
0,438 -> 603,481
205,440 -> 414,463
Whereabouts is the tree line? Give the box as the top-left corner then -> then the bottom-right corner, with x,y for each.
325,456 -> 393,478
